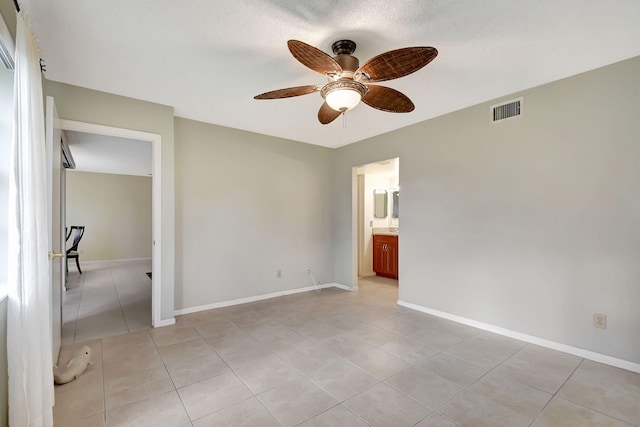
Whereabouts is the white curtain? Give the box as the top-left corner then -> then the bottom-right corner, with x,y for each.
7,10 -> 54,427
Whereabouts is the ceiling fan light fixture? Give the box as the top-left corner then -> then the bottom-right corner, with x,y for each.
326,89 -> 361,112
321,80 -> 368,112
256,40 -> 438,124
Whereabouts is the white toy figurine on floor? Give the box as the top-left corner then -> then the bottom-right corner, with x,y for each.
54,346 -> 93,385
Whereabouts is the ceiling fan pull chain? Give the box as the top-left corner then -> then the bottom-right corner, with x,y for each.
343,112 -> 347,128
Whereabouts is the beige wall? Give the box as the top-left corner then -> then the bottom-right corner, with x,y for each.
174,118 -> 334,310
333,56 -> 640,364
66,171 -> 152,261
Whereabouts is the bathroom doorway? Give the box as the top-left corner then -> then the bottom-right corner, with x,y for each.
354,157 -> 399,288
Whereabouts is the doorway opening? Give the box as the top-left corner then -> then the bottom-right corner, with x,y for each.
353,157 -> 400,291
59,120 -> 164,334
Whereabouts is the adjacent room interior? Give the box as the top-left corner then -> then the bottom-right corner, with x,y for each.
0,1 -> 639,426
62,130 -> 153,344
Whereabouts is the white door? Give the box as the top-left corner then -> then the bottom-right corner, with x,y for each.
46,96 -> 64,365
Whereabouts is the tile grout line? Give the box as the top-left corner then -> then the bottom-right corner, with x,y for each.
109,264 -> 130,333
527,357 -> 585,427
390,339 -> 537,423
230,308 -> 418,425
193,321 -> 287,426
527,357 -> 637,427
104,330 -> 185,422
146,328 -> 193,423
439,342 -> 537,422
177,317 -> 242,423
187,301 -> 386,425
253,393 -> 286,426
70,269 -> 86,344
99,337 -> 107,426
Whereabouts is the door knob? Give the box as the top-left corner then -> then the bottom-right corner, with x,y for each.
48,251 -> 64,260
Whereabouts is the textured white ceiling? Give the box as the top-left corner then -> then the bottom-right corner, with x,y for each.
22,0 -> 640,148
65,131 -> 151,177
357,157 -> 399,178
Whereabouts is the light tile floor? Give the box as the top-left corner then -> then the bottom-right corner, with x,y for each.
63,259 -> 152,345
54,276 -> 640,427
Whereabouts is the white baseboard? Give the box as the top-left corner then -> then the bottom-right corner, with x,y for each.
174,283 -> 338,316
82,257 -> 151,267
153,318 -> 176,328
397,300 -> 640,374
332,283 -> 358,291
68,257 -> 152,270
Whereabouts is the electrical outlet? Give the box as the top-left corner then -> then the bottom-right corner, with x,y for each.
594,313 -> 606,329
276,269 -> 282,278
306,267 -> 311,275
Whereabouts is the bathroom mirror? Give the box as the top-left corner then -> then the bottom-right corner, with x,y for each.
392,191 -> 399,218
374,189 -> 388,218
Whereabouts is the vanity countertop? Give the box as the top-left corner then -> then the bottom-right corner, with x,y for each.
372,227 -> 399,236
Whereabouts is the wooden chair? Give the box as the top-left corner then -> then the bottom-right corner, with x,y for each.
66,226 -> 85,274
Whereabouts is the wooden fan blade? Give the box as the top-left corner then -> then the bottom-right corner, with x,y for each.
254,85 -> 319,99
356,47 -> 438,83
362,85 -> 415,113
318,102 -> 342,124
288,40 -> 342,75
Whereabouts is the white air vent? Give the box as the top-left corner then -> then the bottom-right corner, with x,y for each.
490,97 -> 522,123
0,12 -> 15,70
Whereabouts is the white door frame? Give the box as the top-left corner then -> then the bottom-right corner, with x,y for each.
351,158 -> 401,289
46,97 -> 63,363
59,119 -> 164,327
351,166 -> 359,288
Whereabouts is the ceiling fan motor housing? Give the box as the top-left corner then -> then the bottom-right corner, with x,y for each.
332,40 -> 359,79
335,55 -> 359,76
331,39 -> 357,55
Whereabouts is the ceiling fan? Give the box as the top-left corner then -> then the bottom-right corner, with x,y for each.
254,39 -> 438,125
